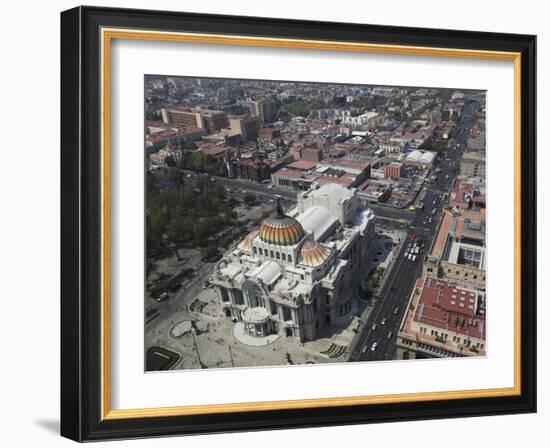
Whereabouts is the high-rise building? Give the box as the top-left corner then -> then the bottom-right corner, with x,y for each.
249,99 -> 278,123
229,115 -> 259,142
423,208 -> 486,288
460,152 -> 486,178
384,162 -> 403,179
301,146 -> 324,162
161,107 -> 228,133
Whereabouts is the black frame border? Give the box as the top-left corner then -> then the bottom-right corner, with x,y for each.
61,6 -> 536,442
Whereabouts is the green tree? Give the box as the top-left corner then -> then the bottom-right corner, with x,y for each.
243,193 -> 258,206
451,161 -> 460,176
164,155 -> 176,167
201,246 -> 219,262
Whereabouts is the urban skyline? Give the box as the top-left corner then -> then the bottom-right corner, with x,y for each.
144,75 -> 487,371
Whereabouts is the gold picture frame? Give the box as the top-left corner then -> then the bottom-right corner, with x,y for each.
61,6 -> 536,441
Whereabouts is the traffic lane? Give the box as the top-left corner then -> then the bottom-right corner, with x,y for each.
181,169 -> 297,201
358,219 -> 438,361
365,215 -> 445,360
356,243 -> 423,360
363,259 -> 423,360
349,236 -> 412,360
146,261 -> 215,324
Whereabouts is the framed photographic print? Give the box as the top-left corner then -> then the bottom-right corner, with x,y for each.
60,6 -> 537,441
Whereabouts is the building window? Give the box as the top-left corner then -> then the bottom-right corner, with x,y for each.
258,248 -> 263,255
270,250 -> 274,258
288,255 -> 292,263
283,307 -> 291,321
276,252 -> 280,260
282,253 -> 286,261
253,247 -> 257,254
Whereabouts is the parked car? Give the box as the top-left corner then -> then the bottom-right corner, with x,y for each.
371,323 -> 378,331
381,318 -> 387,326
201,280 -> 210,289
156,292 -> 169,302
371,342 -> 378,351
393,306 -> 400,315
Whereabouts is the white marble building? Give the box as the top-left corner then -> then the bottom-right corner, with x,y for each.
212,183 -> 375,342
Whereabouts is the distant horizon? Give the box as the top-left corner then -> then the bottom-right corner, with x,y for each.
145,73 -> 487,94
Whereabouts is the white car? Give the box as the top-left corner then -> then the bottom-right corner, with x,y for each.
371,342 -> 378,351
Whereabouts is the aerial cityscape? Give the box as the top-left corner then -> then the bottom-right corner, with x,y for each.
144,76 -> 487,371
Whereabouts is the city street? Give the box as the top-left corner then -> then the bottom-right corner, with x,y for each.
348,99 -> 477,362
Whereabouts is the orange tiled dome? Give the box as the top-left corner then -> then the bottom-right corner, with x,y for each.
297,240 -> 329,267
237,230 -> 258,252
259,200 -> 305,246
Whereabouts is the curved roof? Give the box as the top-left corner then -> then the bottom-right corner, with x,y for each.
406,150 -> 423,162
237,230 -> 258,253
259,200 -> 305,246
297,240 -> 330,267
419,151 -> 435,163
297,206 -> 337,241
250,260 -> 283,286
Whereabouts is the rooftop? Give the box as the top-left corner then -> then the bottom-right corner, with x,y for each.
413,277 -> 486,340
287,160 -> 318,171
302,183 -> 353,204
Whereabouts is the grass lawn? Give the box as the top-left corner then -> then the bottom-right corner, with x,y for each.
146,346 -> 181,371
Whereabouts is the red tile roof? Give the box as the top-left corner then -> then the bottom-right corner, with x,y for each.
287,160 -> 318,171
414,277 -> 485,340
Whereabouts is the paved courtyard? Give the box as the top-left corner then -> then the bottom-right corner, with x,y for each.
144,227 -> 402,371
145,283 -> 364,370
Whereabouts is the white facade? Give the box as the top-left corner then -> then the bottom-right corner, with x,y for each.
212,184 -> 375,342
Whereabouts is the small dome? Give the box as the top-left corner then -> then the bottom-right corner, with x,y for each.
237,230 -> 258,252
259,200 -> 305,246
297,240 -> 330,267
